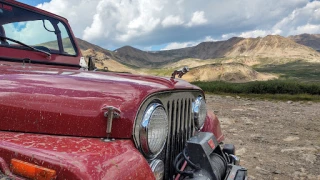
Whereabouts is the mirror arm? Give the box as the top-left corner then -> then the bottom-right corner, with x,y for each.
88,57 -> 96,71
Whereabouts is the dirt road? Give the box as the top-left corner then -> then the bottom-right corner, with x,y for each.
206,94 -> 320,180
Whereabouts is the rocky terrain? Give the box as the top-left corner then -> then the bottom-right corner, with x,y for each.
289,34 -> 320,51
206,94 -> 320,180
181,63 -> 276,82
81,49 -> 137,73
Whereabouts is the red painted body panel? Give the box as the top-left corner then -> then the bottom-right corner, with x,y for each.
0,0 -> 82,66
0,64 -> 201,138
0,47 -> 81,67
202,110 -> 225,143
0,131 -> 155,180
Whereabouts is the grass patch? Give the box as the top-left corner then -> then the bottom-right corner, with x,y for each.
192,80 -> 320,95
208,93 -> 320,102
255,60 -> 320,82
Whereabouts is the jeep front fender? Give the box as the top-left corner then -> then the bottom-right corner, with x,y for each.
0,132 -> 154,180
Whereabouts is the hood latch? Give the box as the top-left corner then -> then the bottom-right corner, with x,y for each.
102,106 -> 121,141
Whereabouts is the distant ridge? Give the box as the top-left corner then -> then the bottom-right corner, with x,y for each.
76,38 -> 114,57
48,34 -> 320,68
38,34 -> 320,82
289,34 -> 320,51
113,35 -> 320,67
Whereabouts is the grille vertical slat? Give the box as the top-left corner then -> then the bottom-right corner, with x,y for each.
180,99 -> 184,152
165,102 -> 172,179
176,100 -> 181,154
165,96 -> 194,179
191,98 -> 195,136
185,99 -> 189,142
189,99 -> 193,138
170,100 -> 176,179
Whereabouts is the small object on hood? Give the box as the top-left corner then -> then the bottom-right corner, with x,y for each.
171,66 -> 189,79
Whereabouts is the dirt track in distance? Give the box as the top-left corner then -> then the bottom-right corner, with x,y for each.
206,94 -> 320,180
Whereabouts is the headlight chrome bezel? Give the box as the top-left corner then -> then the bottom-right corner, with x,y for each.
150,159 -> 165,180
139,103 -> 168,159
193,96 -> 207,130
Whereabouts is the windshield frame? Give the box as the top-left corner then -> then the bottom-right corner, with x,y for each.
0,1 -> 79,57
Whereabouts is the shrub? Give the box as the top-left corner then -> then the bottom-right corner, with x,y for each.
192,80 -> 320,95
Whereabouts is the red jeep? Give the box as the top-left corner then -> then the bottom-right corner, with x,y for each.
0,0 -> 247,179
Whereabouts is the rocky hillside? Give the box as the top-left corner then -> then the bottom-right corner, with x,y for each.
81,49 -> 136,73
113,37 -> 244,67
113,35 -> 320,68
289,34 -> 320,51
76,38 -> 114,57
71,35 -> 320,82
114,45 -> 192,68
225,35 -> 319,60
181,63 -> 277,82
70,34 -> 320,68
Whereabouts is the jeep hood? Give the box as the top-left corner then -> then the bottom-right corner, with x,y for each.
0,65 -> 201,138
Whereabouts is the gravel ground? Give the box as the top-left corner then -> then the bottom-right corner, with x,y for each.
206,94 -> 320,180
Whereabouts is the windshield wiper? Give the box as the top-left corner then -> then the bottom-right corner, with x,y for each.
0,35 -> 51,57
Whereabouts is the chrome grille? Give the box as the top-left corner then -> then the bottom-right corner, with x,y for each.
165,97 -> 194,179
133,91 -> 201,180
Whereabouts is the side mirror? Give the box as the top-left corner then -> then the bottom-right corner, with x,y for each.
88,57 -> 96,71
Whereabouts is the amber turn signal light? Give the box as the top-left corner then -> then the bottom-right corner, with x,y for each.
10,159 -> 56,180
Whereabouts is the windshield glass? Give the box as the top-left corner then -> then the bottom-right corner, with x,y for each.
0,2 -> 76,56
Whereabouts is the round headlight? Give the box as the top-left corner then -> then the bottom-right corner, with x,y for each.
193,96 -> 207,130
150,159 -> 164,180
140,103 -> 168,158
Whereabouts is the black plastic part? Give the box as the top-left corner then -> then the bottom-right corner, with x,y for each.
235,170 -> 246,180
174,152 -> 194,178
88,57 -> 96,71
223,144 -> 236,155
183,148 -> 201,170
226,165 -> 247,180
185,132 -> 226,180
174,132 -> 247,180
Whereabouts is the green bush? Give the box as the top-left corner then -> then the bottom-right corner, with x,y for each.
192,80 -> 320,95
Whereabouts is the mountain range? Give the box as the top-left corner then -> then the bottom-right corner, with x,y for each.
42,33 -> 320,82
77,34 -> 320,68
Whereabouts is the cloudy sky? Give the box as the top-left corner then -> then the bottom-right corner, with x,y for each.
19,0 -> 320,51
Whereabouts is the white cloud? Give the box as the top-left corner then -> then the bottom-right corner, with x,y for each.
161,36 -> 216,50
271,1 -> 320,36
162,42 -> 194,50
204,36 -> 216,41
221,33 -> 237,40
239,30 -> 269,38
33,0 -> 319,50
186,11 -> 208,27
292,24 -> 320,34
162,15 -> 184,27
